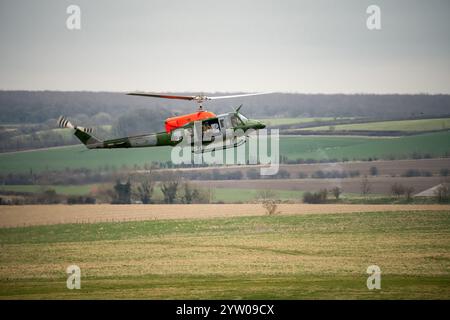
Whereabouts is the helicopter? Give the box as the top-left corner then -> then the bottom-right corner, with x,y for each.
58,92 -> 269,153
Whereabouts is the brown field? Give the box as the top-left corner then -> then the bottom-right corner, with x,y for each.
1,204 -> 449,228
192,176 -> 446,194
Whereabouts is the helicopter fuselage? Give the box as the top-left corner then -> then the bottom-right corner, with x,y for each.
74,111 -> 265,151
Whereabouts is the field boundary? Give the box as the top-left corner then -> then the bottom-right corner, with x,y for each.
0,204 -> 449,228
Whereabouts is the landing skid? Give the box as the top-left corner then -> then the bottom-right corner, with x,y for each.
192,137 -> 247,154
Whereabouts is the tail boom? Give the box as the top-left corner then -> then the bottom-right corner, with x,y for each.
58,115 -> 173,149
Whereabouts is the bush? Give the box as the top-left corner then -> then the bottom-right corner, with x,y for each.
297,172 -> 308,179
370,166 -> 378,176
262,199 -> 279,215
349,170 -> 360,177
311,170 -> 325,179
311,170 -> 358,179
246,169 -> 261,179
112,180 -> 131,204
421,170 -> 432,177
266,169 -> 290,179
67,196 -> 96,204
303,189 -> 328,204
36,189 -> 61,204
402,169 -> 432,177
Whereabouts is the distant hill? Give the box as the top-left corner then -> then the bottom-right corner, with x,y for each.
1,91 -> 449,124
1,91 -> 450,152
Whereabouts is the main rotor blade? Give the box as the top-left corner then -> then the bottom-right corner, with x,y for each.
207,92 -> 272,100
127,92 -> 273,103
127,93 -> 195,101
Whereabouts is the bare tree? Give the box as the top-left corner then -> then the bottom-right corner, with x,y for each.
135,176 -> 154,204
434,184 -> 450,203
391,183 -> 405,198
360,175 -> 371,196
207,187 -> 215,204
405,186 -> 415,201
181,182 -> 207,204
160,176 -> 180,204
331,187 -> 341,200
262,199 -> 279,215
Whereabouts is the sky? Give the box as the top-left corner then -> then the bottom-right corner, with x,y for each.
0,0 -> 449,93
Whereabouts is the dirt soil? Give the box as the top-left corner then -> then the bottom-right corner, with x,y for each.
1,204 -> 449,227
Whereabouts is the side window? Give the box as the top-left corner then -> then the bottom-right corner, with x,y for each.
171,129 -> 184,142
219,119 -> 225,129
231,115 -> 239,127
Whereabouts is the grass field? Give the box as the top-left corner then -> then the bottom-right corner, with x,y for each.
0,210 -> 449,299
1,132 -> 450,173
0,184 -> 96,196
302,118 -> 450,132
280,131 -> 450,161
209,188 -> 303,202
0,184 -> 304,203
258,117 -> 344,127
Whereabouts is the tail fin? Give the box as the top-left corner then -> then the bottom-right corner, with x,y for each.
58,116 -> 103,149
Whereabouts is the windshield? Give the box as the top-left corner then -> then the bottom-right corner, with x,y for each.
237,113 -> 248,122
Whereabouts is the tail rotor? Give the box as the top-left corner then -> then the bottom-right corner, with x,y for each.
57,115 -> 100,148
58,116 -> 74,129
58,116 -> 93,133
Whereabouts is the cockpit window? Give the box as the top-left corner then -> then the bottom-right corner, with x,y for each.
231,115 -> 240,127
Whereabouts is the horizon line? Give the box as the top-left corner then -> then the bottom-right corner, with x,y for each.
0,90 -> 449,96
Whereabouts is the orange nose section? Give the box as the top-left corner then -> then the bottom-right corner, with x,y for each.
165,111 -> 216,133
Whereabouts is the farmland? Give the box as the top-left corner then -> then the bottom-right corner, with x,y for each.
0,177 -> 442,203
0,185 -> 304,203
258,117 -> 345,127
0,184 -> 96,196
1,132 -> 450,174
196,176 -> 445,195
1,158 -> 448,204
299,117 -> 450,132
0,158 -> 450,203
280,132 -> 450,161
0,208 -> 449,299
1,204 -> 449,227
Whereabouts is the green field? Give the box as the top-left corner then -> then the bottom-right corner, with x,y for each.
0,184 -> 303,203
1,132 -> 450,173
213,188 -> 302,202
0,210 -> 449,299
0,184 -> 96,196
302,118 -> 450,132
0,183 -> 387,203
280,131 -> 450,161
258,117 -> 344,127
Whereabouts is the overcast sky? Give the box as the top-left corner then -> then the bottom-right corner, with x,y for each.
0,0 -> 449,93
